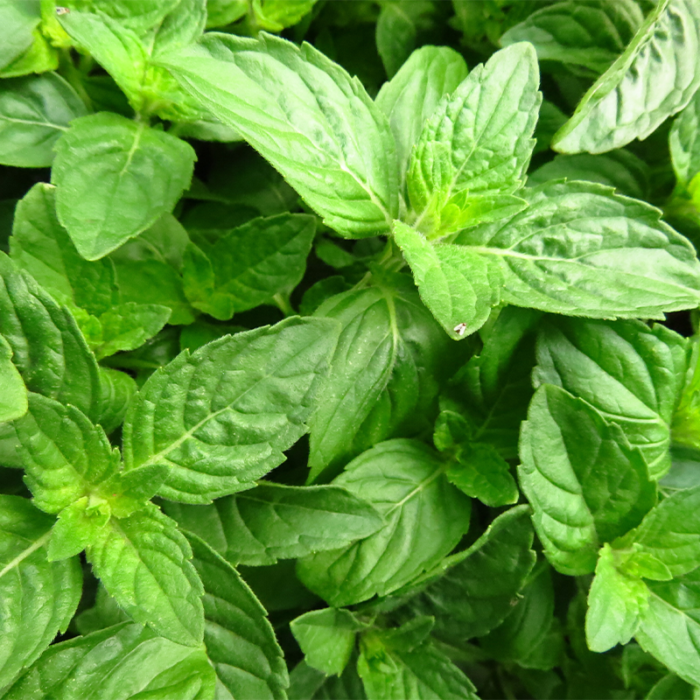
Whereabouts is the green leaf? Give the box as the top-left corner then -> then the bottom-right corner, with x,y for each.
375,2 -> 436,79
586,543 -> 649,653
67,0 -> 181,34
1,622 -> 216,700
0,0 -> 41,71
289,658 -> 367,700
308,275 -> 453,480
252,0 -> 318,32
95,367 -> 137,435
670,87 -> 700,190
0,72 -> 87,168
552,0 -> 700,153
92,302 -> 171,359
405,506 -> 536,641
13,393 -> 119,514
291,608 -> 367,676
528,149 -> 651,200
376,46 -> 467,195
393,220 -> 497,339
637,567 -> 700,687
357,624 -> 478,700
0,495 -> 82,688
183,213 -> 315,320
86,503 -> 205,647
123,317 -> 339,503
534,318 -> 688,479
519,384 -> 657,576
0,252 -> 101,418
164,481 -> 383,566
0,335 -> 27,423
47,495 -> 110,561
10,183 -> 118,316
501,0 -> 644,74
158,32 -> 398,238
298,439 -> 471,607
74,583 -> 131,636
480,564 -> 562,670
616,485 -> 700,578
407,43 -> 540,237
206,0 -> 247,28
455,181 -> 700,319
187,532 -> 289,700
52,112 -> 196,260
149,0 -> 207,57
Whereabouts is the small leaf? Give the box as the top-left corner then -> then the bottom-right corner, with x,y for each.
48,496 -> 111,561
52,112 -> 196,260
93,302 -> 171,359
86,504 -> 205,647
291,608 -> 367,676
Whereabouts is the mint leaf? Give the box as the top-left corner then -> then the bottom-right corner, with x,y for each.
159,32 -> 398,238
123,317 -> 339,503
47,495 -> 110,561
586,544 -> 649,653
95,366 -> 137,435
637,567 -> 700,687
405,506 -> 536,640
2,622 -> 216,699
164,481 -> 383,566
376,46 -> 467,195
0,0 -> 40,71
456,181 -> 700,318
670,87 -> 700,190
393,220 -> 497,339
519,385 -> 656,575
309,276 -> 453,480
553,0 -> 700,153
407,42 -> 540,237
358,623 -> 478,699
501,0 -> 644,74
0,495 -> 82,688
0,73 -> 87,168
616,485 -> 700,578
298,439 -> 471,607
291,608 -> 367,676
534,318 -> 688,478
252,0 -> 317,32
0,334 -> 26,423
92,302 -> 171,359
288,658 -> 367,700
52,112 -> 195,260
187,532 -> 289,699
66,0 -> 181,34
183,213 -> 315,320
86,503 -> 204,647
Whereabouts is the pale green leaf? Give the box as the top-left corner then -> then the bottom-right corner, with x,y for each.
0,335 -> 27,423
123,317 -> 339,503
52,112 -> 195,260
0,0 -> 40,70
252,0 -> 318,31
47,496 -> 110,561
86,503 -> 204,647
0,495 -> 82,688
298,439 -> 471,607
158,32 -> 398,238
670,87 -> 700,190
66,0 -> 181,33
164,481 -> 383,566
95,367 -> 137,435
553,0 -> 700,153
519,385 -> 657,575
0,72 -> 87,168
456,181 -> 700,319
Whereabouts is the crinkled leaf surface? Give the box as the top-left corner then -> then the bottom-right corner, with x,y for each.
0,495 -> 82,689
164,481 -> 383,566
123,317 -> 339,503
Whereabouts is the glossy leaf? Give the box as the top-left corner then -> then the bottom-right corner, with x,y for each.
123,317 -> 339,503
553,0 -> 700,153
519,385 -> 656,575
164,481 -> 383,566
298,439 -> 471,607
159,32 -> 398,238
52,112 -> 196,260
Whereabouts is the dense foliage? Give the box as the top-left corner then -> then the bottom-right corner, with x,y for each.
3,0 -> 700,697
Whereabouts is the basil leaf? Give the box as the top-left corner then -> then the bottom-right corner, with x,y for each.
553,0 -> 700,153
52,112 -> 196,260
86,503 -> 205,647
0,73 -> 87,168
298,439 -> 471,607
0,495 -> 82,688
159,32 -> 399,239
123,317 -> 339,503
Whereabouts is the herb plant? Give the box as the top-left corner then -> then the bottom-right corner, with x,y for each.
3,0 -> 700,698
